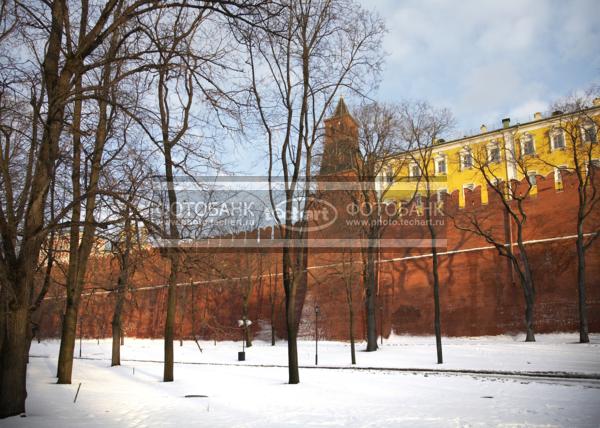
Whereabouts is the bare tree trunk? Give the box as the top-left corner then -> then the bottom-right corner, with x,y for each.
576,219 -> 590,343
270,264 -> 277,346
244,326 -> 252,348
111,267 -> 127,366
524,290 -> 535,342
111,314 -> 122,366
426,197 -> 443,363
163,256 -> 179,382
242,278 -> 253,348
283,247 -> 299,384
57,304 -> 79,383
516,236 -> 536,342
349,304 -> 356,365
0,300 -> 29,417
365,234 -> 378,352
270,300 -> 276,346
285,296 -> 299,384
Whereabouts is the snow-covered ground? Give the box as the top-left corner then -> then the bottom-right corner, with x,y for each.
4,333 -> 600,427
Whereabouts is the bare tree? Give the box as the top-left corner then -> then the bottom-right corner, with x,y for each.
449,128 -> 538,342
541,91 -> 600,343
331,250 -> 361,364
56,1 -> 127,384
346,102 -> 407,351
0,0 -> 277,416
400,101 -> 454,363
237,0 -> 385,383
99,143 -> 151,365
266,255 -> 281,346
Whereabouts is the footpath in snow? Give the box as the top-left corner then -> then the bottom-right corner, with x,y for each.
30,332 -> 600,375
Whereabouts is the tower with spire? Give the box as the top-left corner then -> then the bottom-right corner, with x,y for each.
319,97 -> 359,177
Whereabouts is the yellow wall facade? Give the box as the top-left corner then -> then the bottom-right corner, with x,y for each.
383,106 -> 600,206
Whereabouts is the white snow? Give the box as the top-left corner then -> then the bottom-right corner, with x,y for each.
4,333 -> 600,427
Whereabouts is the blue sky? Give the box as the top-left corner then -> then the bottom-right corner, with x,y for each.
365,0 -> 600,135
230,0 -> 600,174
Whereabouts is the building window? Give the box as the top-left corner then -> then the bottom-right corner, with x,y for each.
437,188 -> 448,201
385,166 -> 394,184
488,143 -> 501,164
410,163 -> 421,178
521,134 -> 536,156
554,165 -> 567,190
527,171 -> 537,186
460,148 -> 472,170
582,123 -> 598,144
435,156 -> 447,175
551,130 -> 566,150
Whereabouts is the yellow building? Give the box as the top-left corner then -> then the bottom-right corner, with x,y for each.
382,100 -> 600,207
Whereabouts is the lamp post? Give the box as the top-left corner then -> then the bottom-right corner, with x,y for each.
315,304 -> 320,365
237,317 -> 251,361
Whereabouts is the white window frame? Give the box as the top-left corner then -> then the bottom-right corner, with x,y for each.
487,142 -> 501,164
554,165 -> 568,186
436,187 -> 448,201
409,162 -> 421,178
581,122 -> 598,144
520,134 -> 536,156
434,155 -> 447,175
550,129 -> 566,151
460,148 -> 472,170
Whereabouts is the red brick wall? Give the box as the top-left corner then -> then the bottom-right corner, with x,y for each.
36,172 -> 600,340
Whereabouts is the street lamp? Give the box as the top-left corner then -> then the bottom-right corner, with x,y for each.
237,317 -> 252,361
315,304 -> 320,365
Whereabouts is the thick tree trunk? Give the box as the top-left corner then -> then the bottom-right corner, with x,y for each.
0,305 -> 29,418
516,230 -> 536,343
285,293 -> 299,384
364,237 -> 378,352
111,287 -> 125,366
244,326 -> 253,348
524,291 -> 535,342
57,303 -> 79,383
426,198 -> 443,363
575,225 -> 589,343
163,256 -> 178,382
1,0 -> 78,416
432,253 -> 443,364
283,246 -> 299,384
111,323 -> 121,366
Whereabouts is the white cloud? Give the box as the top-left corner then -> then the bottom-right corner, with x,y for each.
361,0 -> 600,134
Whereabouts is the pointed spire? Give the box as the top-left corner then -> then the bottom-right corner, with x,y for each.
333,96 -> 350,117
